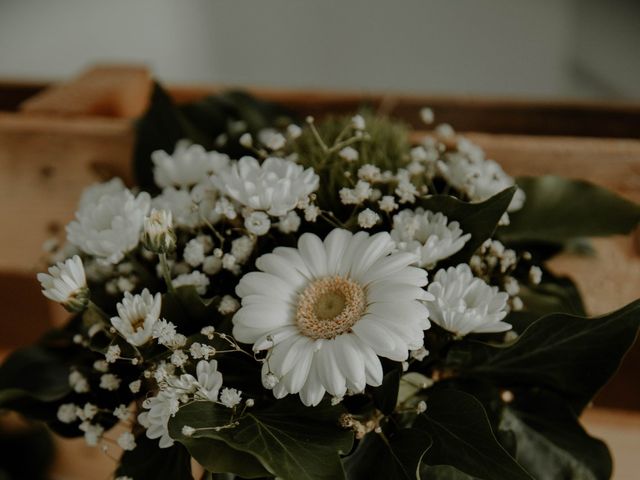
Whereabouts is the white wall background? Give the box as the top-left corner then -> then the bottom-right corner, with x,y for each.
0,0 -> 638,99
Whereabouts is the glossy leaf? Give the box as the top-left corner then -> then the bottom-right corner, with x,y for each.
177,436 -> 270,479
371,367 -> 401,415
0,346 -> 70,407
418,187 -> 516,266
345,429 -> 431,480
500,176 -> 640,243
169,398 -> 353,480
116,435 -> 193,480
467,299 -> 640,413
499,391 -> 611,480
415,389 -> 532,480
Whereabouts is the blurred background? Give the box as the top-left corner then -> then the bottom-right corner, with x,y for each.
1,0 -> 640,99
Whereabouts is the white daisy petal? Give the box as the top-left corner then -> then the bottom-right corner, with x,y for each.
232,228 -> 430,403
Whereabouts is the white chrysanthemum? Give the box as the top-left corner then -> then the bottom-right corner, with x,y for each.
138,390 -> 179,448
213,156 -> 319,216
37,255 -> 88,312
67,189 -> 151,264
440,153 -> 525,212
195,359 -> 223,402
232,228 -> 431,406
110,289 -> 161,346
152,140 -> 230,189
391,209 -> 471,268
426,264 -> 511,336
152,187 -> 200,229
77,178 -> 126,210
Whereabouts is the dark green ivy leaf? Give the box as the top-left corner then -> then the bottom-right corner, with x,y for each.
344,428 -> 431,480
420,465 -> 478,480
371,366 -> 401,415
115,435 -> 193,480
0,345 -> 70,408
467,299 -> 640,414
499,176 -> 640,244
169,398 -> 353,480
414,389 -> 533,480
499,391 -> 611,480
133,83 -> 198,192
417,187 -> 516,266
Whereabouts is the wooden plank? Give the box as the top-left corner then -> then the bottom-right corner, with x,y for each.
170,85 -> 640,138
20,65 -> 152,119
0,114 -> 134,273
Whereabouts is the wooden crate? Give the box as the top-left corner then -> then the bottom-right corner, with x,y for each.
1,65 -> 639,478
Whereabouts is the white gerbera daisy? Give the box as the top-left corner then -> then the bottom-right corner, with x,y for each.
110,289 -> 161,346
232,228 -> 431,406
152,140 -> 230,189
390,209 -> 471,268
426,264 -> 511,336
213,156 -> 319,216
37,255 -> 89,312
67,188 -> 150,264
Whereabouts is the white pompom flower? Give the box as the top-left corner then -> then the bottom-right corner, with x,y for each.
37,255 -> 89,312
152,140 -> 230,189
425,264 -> 511,336
66,188 -> 151,264
232,228 -> 432,406
213,156 -> 319,216
110,289 -> 162,346
390,209 -> 471,268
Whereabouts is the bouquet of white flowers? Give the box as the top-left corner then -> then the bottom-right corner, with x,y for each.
1,86 -> 639,480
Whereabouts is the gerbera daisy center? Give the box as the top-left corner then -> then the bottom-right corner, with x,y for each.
296,276 -> 366,340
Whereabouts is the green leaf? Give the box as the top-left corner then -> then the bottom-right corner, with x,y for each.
467,299 -> 640,413
175,436 -> 270,478
415,389 -> 533,480
0,346 -> 70,407
420,465 -> 478,480
115,435 -> 192,480
344,428 -> 431,480
499,391 -> 611,480
517,270 -> 586,318
169,398 -> 354,480
499,176 -> 640,243
133,83 -> 197,192
371,366 -> 401,415
161,285 -> 220,333
417,187 -> 516,266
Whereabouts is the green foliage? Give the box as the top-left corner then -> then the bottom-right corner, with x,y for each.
116,435 -> 193,480
292,113 -> 411,213
169,398 -> 353,480
0,345 -> 70,410
499,391 -> 611,480
414,389 -> 533,480
463,299 -> 640,414
417,187 -> 516,266
500,176 -> 640,244
344,428 -> 431,480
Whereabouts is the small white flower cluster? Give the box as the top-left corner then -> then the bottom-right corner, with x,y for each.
139,358 -> 247,448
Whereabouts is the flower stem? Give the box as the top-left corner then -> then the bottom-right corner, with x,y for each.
159,253 -> 175,294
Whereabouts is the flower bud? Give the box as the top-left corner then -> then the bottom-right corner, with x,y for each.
142,209 -> 176,254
